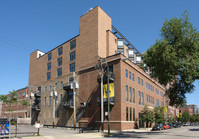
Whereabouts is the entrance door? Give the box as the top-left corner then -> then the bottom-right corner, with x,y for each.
139,113 -> 144,128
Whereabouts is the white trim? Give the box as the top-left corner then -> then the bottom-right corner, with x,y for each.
5,110 -> 27,114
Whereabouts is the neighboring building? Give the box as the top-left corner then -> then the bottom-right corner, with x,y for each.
1,87 -> 29,119
28,6 -> 166,130
179,106 -> 193,116
186,104 -> 199,114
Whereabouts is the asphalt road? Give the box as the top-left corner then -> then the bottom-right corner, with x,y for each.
7,125 -> 199,139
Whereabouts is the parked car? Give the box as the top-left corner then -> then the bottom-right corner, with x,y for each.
168,123 -> 174,129
176,123 -> 182,127
163,124 -> 169,129
183,123 -> 190,126
152,123 -> 164,131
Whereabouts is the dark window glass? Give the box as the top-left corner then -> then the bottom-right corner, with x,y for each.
138,77 -> 140,85
129,72 -> 131,79
129,87 -> 132,102
57,57 -> 62,66
126,107 -> 128,121
58,47 -> 63,56
47,72 -> 51,80
57,68 -> 62,77
141,79 -> 143,86
48,53 -> 52,61
70,39 -> 76,50
61,81 -> 63,89
49,96 -> 51,106
132,73 -> 134,81
47,62 -> 51,71
45,97 -> 46,106
60,94 -> 63,104
69,63 -> 75,72
45,86 -> 47,92
38,86 -> 41,94
133,88 -> 135,103
70,51 -> 76,61
125,69 -> 128,78
69,91 -> 73,103
133,108 -> 135,121
126,85 -> 128,102
130,108 -> 132,121
139,91 -> 141,105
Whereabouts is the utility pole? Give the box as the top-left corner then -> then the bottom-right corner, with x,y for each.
52,86 -> 57,128
73,72 -> 76,128
107,65 -> 110,135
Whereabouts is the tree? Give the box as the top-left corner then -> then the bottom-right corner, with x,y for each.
180,111 -> 190,123
154,107 -> 165,124
140,105 -> 154,127
143,11 -> 199,106
0,95 -> 8,117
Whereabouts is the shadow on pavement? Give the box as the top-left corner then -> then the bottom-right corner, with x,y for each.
189,128 -> 199,131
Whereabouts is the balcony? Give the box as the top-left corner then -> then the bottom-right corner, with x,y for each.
97,72 -> 115,84
63,82 -> 73,91
62,101 -> 74,109
97,97 -> 115,106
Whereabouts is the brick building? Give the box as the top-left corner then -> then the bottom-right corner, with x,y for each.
28,6 -> 166,130
1,87 -> 29,119
179,106 -> 193,116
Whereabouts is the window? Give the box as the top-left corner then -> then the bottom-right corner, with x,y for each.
69,91 -> 73,103
156,99 -> 159,107
156,89 -> 159,95
118,39 -> 124,48
55,83 -> 57,91
126,107 -> 128,121
69,63 -> 75,72
138,91 -> 141,105
70,39 -> 76,50
130,108 -> 132,121
126,85 -> 128,102
141,79 -> 143,86
48,53 -> 52,61
23,92 -> 25,96
70,51 -> 76,61
57,68 -> 62,77
129,72 -> 131,80
45,86 -> 47,92
61,81 -> 63,89
45,97 -> 46,106
133,88 -> 135,103
55,96 -> 57,105
57,57 -> 62,66
149,96 -> 151,103
60,94 -> 63,104
49,96 -> 51,106
18,93 -> 21,97
38,86 -> 41,94
160,92 -> 164,97
161,101 -> 164,107
47,72 -> 51,80
47,62 -> 51,71
138,77 -> 140,85
129,87 -> 132,102
133,108 -> 135,121
147,94 -> 148,103
58,47 -> 63,56
125,69 -> 128,78
69,77 -> 74,84
142,92 -> 144,105
146,82 -> 148,88
50,85 -> 52,91
132,73 -> 134,81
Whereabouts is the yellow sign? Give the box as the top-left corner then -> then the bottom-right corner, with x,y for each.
164,107 -> 167,114
177,113 -> 179,118
103,83 -> 114,98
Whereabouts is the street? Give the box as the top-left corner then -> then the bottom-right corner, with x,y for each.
10,125 -> 199,139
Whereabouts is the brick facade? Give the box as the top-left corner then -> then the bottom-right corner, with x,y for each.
28,6 -> 166,130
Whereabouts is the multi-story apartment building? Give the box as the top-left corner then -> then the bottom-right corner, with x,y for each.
186,104 -> 199,114
1,87 -> 29,119
28,6 -> 165,130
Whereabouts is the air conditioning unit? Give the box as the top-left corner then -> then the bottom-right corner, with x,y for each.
80,102 -> 86,108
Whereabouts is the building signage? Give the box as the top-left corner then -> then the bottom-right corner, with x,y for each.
103,83 -> 114,98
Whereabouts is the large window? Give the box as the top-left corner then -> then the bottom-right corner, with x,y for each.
138,91 -> 141,105
49,96 -> 51,106
70,39 -> 76,50
156,89 -> 159,95
130,108 -> 132,121
132,73 -> 134,81
141,79 -> 143,86
142,92 -> 144,105
60,94 -> 63,104
48,53 -> 52,61
70,51 -> 76,61
156,99 -> 159,106
126,85 -> 128,102
57,68 -> 62,77
69,63 -> 75,72
133,108 -> 135,121
138,77 -> 140,85
61,81 -> 63,89
129,87 -> 132,102
47,62 -> 51,71
58,47 -> 63,56
57,57 -> 62,66
133,88 -> 135,103
69,91 -> 73,103
126,107 -> 128,121
125,69 -> 128,78
118,39 -> 124,48
129,72 -> 131,80
45,86 -> 47,92
47,72 -> 51,80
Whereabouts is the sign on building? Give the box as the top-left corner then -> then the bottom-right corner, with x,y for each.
103,83 -> 115,98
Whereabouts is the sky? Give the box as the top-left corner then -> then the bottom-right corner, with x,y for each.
0,0 -> 198,105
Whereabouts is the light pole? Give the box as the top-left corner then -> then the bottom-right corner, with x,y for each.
107,65 -> 110,135
73,72 -> 76,128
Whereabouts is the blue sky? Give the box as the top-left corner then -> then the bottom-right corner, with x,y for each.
0,0 -> 198,105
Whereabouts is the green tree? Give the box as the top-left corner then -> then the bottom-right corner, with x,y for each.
0,95 -> 8,117
140,105 -> 154,127
180,111 -> 190,123
154,107 -> 165,124
143,11 -> 199,106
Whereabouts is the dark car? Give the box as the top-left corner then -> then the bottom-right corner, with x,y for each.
173,123 -> 181,128
168,123 -> 174,129
152,123 -> 164,131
